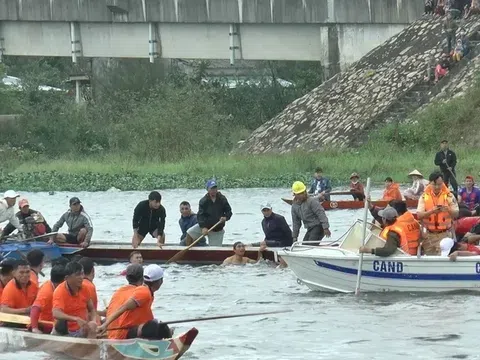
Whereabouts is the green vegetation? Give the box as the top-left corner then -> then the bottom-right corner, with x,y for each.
1,58 -> 479,191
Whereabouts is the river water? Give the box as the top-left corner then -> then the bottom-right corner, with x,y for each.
0,188 -> 478,360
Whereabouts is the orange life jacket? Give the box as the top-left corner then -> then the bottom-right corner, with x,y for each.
395,212 -> 420,255
379,224 -> 413,255
382,183 -> 402,201
422,184 -> 452,232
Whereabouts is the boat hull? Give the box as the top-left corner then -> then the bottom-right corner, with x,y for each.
280,247 -> 480,293
0,327 -> 198,360
59,242 -> 279,265
281,198 -> 418,210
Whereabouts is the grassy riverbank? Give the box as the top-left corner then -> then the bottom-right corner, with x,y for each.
2,145 -> 479,191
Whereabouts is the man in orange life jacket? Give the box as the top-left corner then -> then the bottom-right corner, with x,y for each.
417,171 -> 459,255
359,206 -> 419,256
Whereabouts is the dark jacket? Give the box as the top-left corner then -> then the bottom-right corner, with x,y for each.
197,192 -> 232,231
262,213 -> 293,247
373,231 -> 401,257
132,200 -> 166,235
179,213 -> 198,241
2,209 -> 52,238
434,149 -> 457,173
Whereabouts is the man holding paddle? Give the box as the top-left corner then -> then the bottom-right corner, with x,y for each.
184,179 -> 232,247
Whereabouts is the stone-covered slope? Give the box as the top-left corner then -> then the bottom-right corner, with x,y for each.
235,17 -> 480,154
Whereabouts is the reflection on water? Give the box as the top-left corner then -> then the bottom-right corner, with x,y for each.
0,188 -> 477,359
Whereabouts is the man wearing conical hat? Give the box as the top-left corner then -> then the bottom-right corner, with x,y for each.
403,170 -> 429,200
291,181 -> 331,245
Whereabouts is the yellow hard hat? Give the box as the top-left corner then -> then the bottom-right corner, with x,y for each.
292,181 -> 307,194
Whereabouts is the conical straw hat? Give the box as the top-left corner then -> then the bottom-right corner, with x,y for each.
408,169 -> 423,178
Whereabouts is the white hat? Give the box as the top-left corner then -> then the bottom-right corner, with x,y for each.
3,190 -> 19,199
143,264 -> 164,282
440,238 -> 455,256
260,202 -> 272,211
408,170 -> 424,178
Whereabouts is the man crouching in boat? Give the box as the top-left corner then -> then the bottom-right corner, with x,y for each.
359,207 -> 420,256
98,264 -> 171,340
52,261 -> 97,338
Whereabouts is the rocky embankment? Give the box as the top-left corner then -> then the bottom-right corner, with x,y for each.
235,17 -> 480,154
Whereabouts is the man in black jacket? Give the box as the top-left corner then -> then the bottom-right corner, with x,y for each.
434,139 -> 458,196
258,203 -> 292,247
184,179 -> 232,247
132,191 -> 166,248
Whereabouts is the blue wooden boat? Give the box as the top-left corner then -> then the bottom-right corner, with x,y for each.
0,240 -> 81,261
1,327 -> 198,360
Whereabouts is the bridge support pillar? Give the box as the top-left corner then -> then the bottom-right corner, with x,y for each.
70,22 -> 82,63
229,24 -> 241,65
148,22 -> 159,63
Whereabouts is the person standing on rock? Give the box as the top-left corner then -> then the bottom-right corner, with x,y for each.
308,167 -> 332,201
291,181 -> 331,245
434,139 -> 458,197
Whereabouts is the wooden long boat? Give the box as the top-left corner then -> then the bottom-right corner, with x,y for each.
59,242 -> 279,265
281,197 -> 418,210
0,327 -> 198,360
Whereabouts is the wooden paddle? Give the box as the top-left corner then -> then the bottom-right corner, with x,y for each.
0,312 -> 54,326
166,220 -> 223,264
106,309 -> 292,331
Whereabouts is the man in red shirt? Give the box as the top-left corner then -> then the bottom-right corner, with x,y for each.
449,240 -> 480,261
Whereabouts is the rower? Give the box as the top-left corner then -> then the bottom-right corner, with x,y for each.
26,249 -> 45,288
0,190 -> 24,241
132,191 -> 166,249
417,172 -> 459,255
0,258 -> 16,299
52,261 -> 97,338
349,173 -> 365,201
120,251 -> 144,276
98,264 -> 171,340
30,264 -> 66,334
50,197 -> 93,248
252,203 -> 292,248
359,207 -> 417,257
0,259 -> 38,315
291,181 -> 331,245
457,176 -> 480,217
381,177 -> 402,201
184,179 -> 233,247
222,242 -> 267,265
78,257 -> 106,318
179,201 -> 198,246
1,198 -> 52,240
403,170 -> 428,200
308,167 -> 332,201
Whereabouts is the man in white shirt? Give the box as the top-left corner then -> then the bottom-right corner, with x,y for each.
0,190 -> 24,240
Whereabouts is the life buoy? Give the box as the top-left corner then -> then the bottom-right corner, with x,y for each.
330,201 -> 338,209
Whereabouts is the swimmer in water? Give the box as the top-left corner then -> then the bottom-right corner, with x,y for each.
222,241 -> 267,265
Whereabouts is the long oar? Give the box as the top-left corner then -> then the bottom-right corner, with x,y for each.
355,177 -> 371,296
0,312 -> 54,326
106,309 -> 292,331
166,220 -> 223,264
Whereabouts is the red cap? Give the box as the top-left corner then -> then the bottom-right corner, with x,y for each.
18,199 -> 29,209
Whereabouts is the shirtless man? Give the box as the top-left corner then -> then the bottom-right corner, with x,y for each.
222,241 -> 267,265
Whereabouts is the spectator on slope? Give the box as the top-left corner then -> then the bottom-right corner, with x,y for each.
452,38 -> 465,61
443,12 -> 458,53
425,0 -> 436,15
465,0 -> 480,18
436,0 -> 446,16
434,53 -> 451,83
458,29 -> 471,57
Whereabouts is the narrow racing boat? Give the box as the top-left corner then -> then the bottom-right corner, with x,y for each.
281,197 -> 418,210
280,220 -> 480,293
0,327 -> 198,360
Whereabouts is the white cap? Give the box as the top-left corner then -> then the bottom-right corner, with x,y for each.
440,238 -> 455,256
3,190 -> 19,199
260,202 -> 272,211
143,264 -> 164,282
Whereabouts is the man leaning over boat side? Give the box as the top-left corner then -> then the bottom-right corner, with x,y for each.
359,206 -> 419,257
417,172 -> 459,255
222,241 -> 267,265
52,261 -> 97,338
184,179 -> 233,247
0,190 -> 24,241
30,264 -> 66,334
1,198 -> 51,240
120,251 -> 143,276
131,191 -> 166,249
0,259 -> 37,315
49,197 -> 93,248
98,264 -> 172,340
291,181 -> 331,245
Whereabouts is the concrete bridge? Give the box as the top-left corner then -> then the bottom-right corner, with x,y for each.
0,0 -> 423,70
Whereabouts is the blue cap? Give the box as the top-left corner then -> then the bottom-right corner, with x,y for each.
206,179 -> 217,190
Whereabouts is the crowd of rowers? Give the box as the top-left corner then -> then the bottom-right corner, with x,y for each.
0,250 -> 171,340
